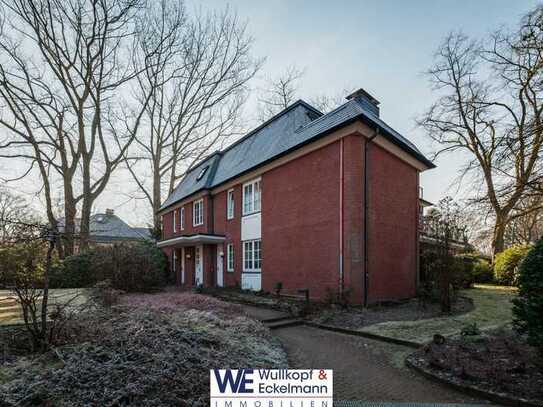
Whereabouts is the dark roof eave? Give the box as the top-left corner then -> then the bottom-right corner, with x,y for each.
157,115 -> 435,214
355,113 -> 436,169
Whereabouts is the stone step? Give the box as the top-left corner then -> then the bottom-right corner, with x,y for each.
264,318 -> 303,330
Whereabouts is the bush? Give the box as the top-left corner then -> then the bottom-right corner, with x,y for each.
513,238 -> 543,353
472,259 -> 493,283
494,244 -> 532,286
453,253 -> 493,287
50,241 -> 168,292
0,241 -> 48,288
50,253 -> 92,288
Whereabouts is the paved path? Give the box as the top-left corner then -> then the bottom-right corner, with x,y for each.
274,325 -> 487,404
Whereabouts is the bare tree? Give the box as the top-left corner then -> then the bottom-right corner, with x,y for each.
505,195 -> 543,245
0,0 -> 153,254
124,1 -> 262,233
309,92 -> 346,114
257,65 -> 304,121
0,187 -> 33,243
419,8 -> 543,256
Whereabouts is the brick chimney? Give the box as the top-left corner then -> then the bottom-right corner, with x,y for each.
346,88 -> 380,117
105,208 -> 114,216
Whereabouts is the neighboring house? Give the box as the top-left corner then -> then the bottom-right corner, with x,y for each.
60,209 -> 152,252
157,88 -> 435,305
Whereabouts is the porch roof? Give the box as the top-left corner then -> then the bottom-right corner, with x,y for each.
156,233 -> 225,248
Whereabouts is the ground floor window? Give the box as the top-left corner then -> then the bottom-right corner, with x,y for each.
243,239 -> 261,271
227,244 -> 234,272
172,251 -> 177,272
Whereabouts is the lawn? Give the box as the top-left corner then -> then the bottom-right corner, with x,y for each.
0,289 -> 88,326
360,284 -> 518,345
0,291 -> 287,406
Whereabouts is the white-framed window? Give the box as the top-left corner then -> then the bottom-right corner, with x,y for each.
243,178 -> 261,215
227,189 -> 235,220
193,199 -> 203,226
173,209 -> 177,233
160,215 -> 164,239
172,251 -> 177,272
227,243 -> 234,272
180,207 -> 185,230
243,239 -> 262,271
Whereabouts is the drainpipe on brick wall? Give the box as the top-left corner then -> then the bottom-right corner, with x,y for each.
339,138 -> 344,299
364,128 -> 379,307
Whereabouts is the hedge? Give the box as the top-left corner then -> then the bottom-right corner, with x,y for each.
50,241 -> 168,292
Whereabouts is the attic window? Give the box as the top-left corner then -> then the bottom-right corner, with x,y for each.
196,166 -> 209,181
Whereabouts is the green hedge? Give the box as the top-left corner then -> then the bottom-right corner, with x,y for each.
50,241 -> 168,292
494,244 -> 532,286
513,238 -> 543,353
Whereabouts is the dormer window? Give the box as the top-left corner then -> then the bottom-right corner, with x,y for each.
196,166 -> 209,181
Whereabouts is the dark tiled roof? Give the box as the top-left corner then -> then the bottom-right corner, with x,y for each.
160,98 -> 434,212
59,214 -> 151,241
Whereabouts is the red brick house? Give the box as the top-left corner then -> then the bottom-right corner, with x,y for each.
157,88 -> 434,305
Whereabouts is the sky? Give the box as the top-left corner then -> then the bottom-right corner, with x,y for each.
109,0 -> 539,225
2,0 -> 539,226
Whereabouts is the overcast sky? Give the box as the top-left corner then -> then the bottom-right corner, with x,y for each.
111,0 -> 541,225
5,0 -> 538,226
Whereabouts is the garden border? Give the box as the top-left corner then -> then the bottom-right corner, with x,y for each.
405,356 -> 543,407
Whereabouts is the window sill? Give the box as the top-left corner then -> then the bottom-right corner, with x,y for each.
242,210 -> 261,217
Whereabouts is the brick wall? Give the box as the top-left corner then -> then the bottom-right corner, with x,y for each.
262,141 -> 341,301
367,143 -> 418,302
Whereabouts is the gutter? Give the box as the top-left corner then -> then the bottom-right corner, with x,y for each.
339,138 -> 345,298
364,128 -> 379,307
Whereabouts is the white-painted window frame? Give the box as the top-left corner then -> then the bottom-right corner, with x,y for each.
243,178 -> 261,216
173,209 -> 177,233
227,189 -> 235,220
172,251 -> 177,272
180,207 -> 185,230
243,239 -> 262,272
227,243 -> 234,272
193,199 -> 204,226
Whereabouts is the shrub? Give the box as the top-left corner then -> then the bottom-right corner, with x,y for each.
453,253 -> 493,287
50,253 -> 92,288
494,244 -> 531,286
0,242 -> 46,288
50,241 -> 168,292
513,238 -> 543,353
472,259 -> 493,283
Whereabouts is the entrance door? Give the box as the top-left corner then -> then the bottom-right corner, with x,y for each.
195,245 -> 203,285
216,245 -> 224,287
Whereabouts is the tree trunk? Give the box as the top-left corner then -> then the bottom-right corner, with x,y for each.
63,190 -> 77,257
79,158 -> 92,252
153,165 -> 162,239
40,239 -> 54,352
492,215 -> 508,257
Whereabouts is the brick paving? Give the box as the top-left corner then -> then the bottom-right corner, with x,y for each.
274,325 -> 488,404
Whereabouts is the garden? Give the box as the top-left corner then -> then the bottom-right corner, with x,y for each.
0,241 -> 286,406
